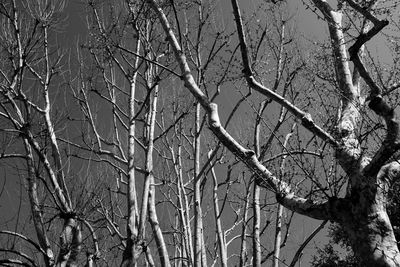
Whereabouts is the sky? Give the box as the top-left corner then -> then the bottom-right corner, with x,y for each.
0,0 -> 336,265
1,0 -> 398,265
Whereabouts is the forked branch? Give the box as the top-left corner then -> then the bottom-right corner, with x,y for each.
147,0 -> 340,221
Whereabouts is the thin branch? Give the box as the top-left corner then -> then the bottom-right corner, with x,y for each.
231,0 -> 338,147
0,231 -> 47,256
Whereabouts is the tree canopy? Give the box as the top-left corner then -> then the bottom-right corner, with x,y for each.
0,0 -> 399,266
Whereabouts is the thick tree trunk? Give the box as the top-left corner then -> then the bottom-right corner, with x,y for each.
148,1 -> 400,266
339,162 -> 400,266
344,211 -> 400,266
341,201 -> 400,267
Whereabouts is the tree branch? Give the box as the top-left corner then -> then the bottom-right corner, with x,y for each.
231,0 -> 338,148
147,0 -> 336,221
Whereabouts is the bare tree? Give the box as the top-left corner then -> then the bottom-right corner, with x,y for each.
6,0 -> 397,266
147,0 -> 400,265
0,0 -> 89,265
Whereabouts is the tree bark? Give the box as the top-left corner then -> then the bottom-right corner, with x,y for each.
208,151 -> 228,267
122,37 -> 141,266
147,1 -> 400,266
340,162 -> 400,266
252,184 -> 261,267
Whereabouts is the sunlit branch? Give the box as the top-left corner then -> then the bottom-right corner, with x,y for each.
147,0 -> 339,221
231,0 -> 338,148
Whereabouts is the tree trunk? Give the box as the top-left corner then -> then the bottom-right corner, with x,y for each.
338,162 -> 400,266
345,187 -> 400,263
343,205 -> 400,266
56,217 -> 82,267
122,36 -> 141,267
148,1 -> 400,266
252,184 -> 261,267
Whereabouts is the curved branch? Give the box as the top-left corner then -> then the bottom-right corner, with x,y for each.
288,220 -> 328,267
0,259 -> 31,267
344,1 -> 398,176
0,231 -> 47,256
147,0 -> 336,221
0,249 -> 38,267
231,0 -> 338,148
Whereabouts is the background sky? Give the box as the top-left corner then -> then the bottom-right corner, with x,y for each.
1,0 -> 398,266
0,0 -> 338,265
57,0 -> 333,265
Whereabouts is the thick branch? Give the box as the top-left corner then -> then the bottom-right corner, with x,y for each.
343,0 -> 380,25
348,20 -> 389,98
147,0 -> 335,221
344,2 -> 399,175
310,0 -> 364,176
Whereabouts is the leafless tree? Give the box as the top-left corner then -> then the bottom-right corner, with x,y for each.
147,0 -> 400,265
5,0 -> 397,266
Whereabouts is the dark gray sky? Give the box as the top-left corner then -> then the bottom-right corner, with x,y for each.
1,0 -> 397,265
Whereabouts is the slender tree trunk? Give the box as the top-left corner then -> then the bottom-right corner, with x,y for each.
273,204 -> 283,267
193,102 -> 206,267
174,141 -> 193,265
252,184 -> 261,267
122,37 -> 141,266
144,65 -> 171,266
192,1 -> 208,264
24,140 -> 55,266
208,151 -> 228,267
273,124 -> 294,266
239,182 -> 251,267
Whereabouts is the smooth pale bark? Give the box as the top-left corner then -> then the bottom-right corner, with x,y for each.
42,26 -> 72,209
6,2 -> 83,265
24,140 -> 55,266
274,124 -> 295,266
252,184 -> 261,267
193,3 -> 207,263
173,143 -> 194,264
144,66 -> 171,266
239,185 -> 251,267
193,102 -> 207,267
122,37 -> 141,266
273,204 -> 283,267
208,151 -> 228,267
138,45 -> 153,249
